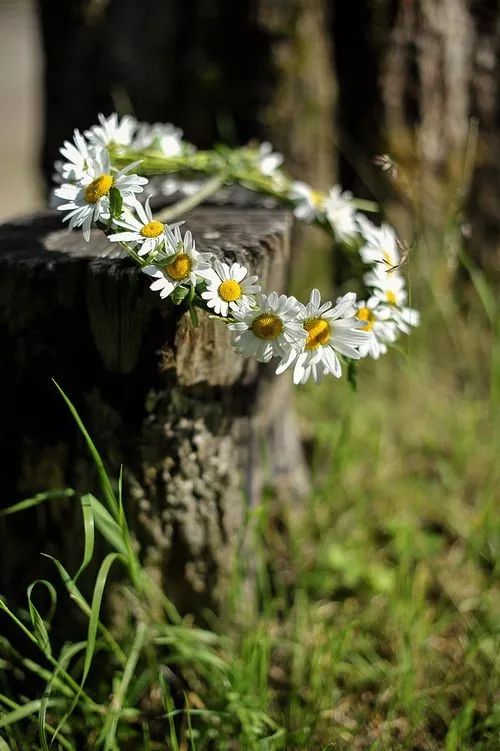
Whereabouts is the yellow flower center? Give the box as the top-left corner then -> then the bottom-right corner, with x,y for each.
163,253 -> 192,281
311,190 -> 325,208
386,291 -> 397,305
304,318 -> 331,350
357,306 -> 376,332
84,174 -> 114,204
251,313 -> 283,340
218,279 -> 242,302
140,221 -> 164,238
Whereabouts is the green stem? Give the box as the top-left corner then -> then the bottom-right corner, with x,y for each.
231,170 -> 293,203
110,147 -> 379,252
102,621 -> 147,750
110,149 -> 217,177
154,174 -> 227,223
0,599 -> 105,711
351,198 -> 379,213
121,242 -> 145,266
69,593 -> 127,666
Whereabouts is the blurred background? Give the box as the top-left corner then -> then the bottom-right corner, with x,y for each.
1,1 -> 500,748
0,0 -> 41,219
2,0 -> 500,278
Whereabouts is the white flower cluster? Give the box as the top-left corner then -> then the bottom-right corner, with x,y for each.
355,216 -> 420,360
52,113 -> 419,386
289,182 -> 358,242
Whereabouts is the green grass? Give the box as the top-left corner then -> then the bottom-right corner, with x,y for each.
1,216 -> 500,749
289,326 -> 500,747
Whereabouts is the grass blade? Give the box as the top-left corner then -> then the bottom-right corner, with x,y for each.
0,699 -> 61,728
0,489 -> 74,516
83,552 -> 122,682
52,380 -> 118,516
39,641 -> 87,751
41,555 -> 87,611
42,554 -> 126,666
459,249 -> 496,324
185,695 -> 197,751
0,599 -> 39,649
51,552 -> 123,741
74,494 -> 95,583
102,621 -> 147,751
160,678 -> 180,751
117,465 -> 125,530
26,580 -> 57,657
0,597 -> 96,709
87,495 -> 128,557
0,695 -> 75,751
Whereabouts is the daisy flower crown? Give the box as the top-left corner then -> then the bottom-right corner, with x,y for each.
52,113 -> 420,386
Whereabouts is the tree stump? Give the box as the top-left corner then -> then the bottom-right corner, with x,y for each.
0,207 -> 308,614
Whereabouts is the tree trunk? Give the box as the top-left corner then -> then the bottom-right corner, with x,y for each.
347,0 -> 500,276
0,207 -> 308,614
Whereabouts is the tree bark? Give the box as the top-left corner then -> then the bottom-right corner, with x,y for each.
359,0 -> 500,276
0,207 -> 308,614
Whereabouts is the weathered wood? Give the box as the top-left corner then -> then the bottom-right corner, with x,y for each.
0,207 -> 308,613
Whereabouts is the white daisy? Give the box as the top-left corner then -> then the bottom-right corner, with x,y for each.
358,217 -> 401,270
364,268 -> 408,307
323,186 -> 358,242
142,228 -> 212,299
50,170 -> 68,205
363,267 -> 420,337
85,112 -> 137,148
57,129 -> 94,183
258,142 -> 284,176
201,260 -> 261,317
289,183 -> 358,241
108,198 -> 174,257
132,122 -> 184,157
228,292 -> 306,364
54,149 -> 147,241
289,181 -> 325,222
356,298 -> 398,360
161,177 -> 185,197
391,305 -> 420,335
276,290 -> 372,384
52,131 -> 97,202
53,160 -> 68,186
